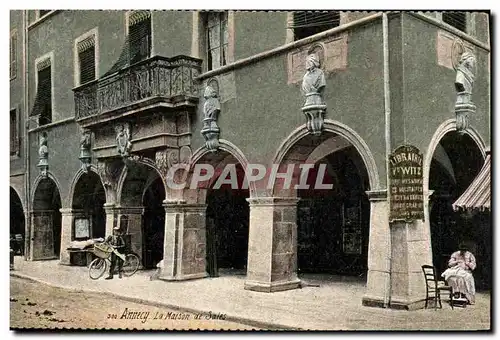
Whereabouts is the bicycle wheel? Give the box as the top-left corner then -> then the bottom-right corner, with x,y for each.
122,253 -> 140,277
89,258 -> 107,280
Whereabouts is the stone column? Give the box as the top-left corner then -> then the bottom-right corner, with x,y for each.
244,197 -> 301,293
388,192 -> 433,310
160,202 -> 207,281
362,190 -> 391,308
117,207 -> 143,262
103,203 -> 117,237
59,208 -> 74,265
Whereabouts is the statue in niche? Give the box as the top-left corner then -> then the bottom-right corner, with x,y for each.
79,131 -> 91,172
115,123 -> 132,157
455,51 -> 477,132
201,85 -> 221,152
37,132 -> 49,177
302,54 -> 326,108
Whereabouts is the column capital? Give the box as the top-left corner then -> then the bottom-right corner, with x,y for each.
246,196 -> 300,207
59,208 -> 73,216
365,189 -> 387,202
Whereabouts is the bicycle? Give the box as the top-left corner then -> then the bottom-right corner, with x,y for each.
88,242 -> 140,280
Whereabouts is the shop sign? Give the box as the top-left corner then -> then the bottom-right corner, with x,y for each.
389,144 -> 424,222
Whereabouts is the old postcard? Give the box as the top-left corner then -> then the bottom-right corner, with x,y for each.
9,9 -> 491,331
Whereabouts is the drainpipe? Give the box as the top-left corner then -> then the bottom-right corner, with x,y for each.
382,12 -> 392,308
22,9 -> 30,260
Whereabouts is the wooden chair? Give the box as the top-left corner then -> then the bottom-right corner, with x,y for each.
422,265 -> 454,310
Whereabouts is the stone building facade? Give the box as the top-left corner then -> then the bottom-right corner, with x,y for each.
10,10 -> 491,309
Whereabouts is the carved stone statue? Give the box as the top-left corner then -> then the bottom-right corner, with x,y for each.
455,51 -> 477,133
201,85 -> 221,152
301,54 -> 327,135
116,123 -> 132,157
37,132 -> 49,177
79,131 -> 92,172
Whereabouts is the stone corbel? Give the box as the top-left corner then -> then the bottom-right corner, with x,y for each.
201,80 -> 221,152
37,132 -> 49,178
79,129 -> 92,173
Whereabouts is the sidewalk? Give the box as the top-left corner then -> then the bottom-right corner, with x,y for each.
10,257 -> 491,330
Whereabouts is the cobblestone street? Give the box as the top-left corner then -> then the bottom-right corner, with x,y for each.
10,276 -> 255,330
10,258 -> 491,331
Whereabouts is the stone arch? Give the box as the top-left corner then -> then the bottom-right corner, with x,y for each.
10,186 -> 26,255
31,172 -> 63,210
272,120 -> 381,193
423,118 -> 487,192
68,165 -> 106,208
188,139 -> 255,198
30,173 -> 63,260
116,158 -> 166,206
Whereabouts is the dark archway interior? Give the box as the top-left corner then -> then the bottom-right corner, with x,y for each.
297,145 -> 370,276
142,176 -> 166,269
205,162 -> 249,276
10,188 -> 26,255
429,132 -> 489,289
33,178 -> 62,257
72,172 -> 106,239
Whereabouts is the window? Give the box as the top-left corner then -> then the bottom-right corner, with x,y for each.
128,11 -> 151,64
443,12 -> 467,32
205,12 -> 228,71
10,31 -> 17,79
76,35 -> 96,85
290,11 -> 341,41
32,58 -> 52,126
10,109 -> 19,156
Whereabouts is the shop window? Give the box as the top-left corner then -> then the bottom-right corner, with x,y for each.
443,12 -> 467,32
290,11 -> 341,41
205,11 -> 228,71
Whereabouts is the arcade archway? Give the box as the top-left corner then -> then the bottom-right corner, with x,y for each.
72,171 -> 106,240
275,130 -> 371,278
10,187 -> 25,255
32,177 -> 62,260
118,161 -> 166,269
142,175 -> 166,269
188,147 -> 250,277
428,131 -> 487,288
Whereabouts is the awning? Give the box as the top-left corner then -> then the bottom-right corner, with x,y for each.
452,154 -> 491,211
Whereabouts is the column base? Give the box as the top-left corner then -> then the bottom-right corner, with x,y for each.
362,295 -> 426,310
244,278 -> 301,293
159,272 -> 208,282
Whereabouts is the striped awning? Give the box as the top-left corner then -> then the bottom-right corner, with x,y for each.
452,154 -> 491,212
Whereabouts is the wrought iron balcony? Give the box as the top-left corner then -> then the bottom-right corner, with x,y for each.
73,55 -> 202,122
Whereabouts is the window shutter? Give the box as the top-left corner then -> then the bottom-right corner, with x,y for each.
32,64 -> 52,125
443,12 -> 467,32
129,12 -> 151,64
10,33 -> 17,78
10,109 -> 17,155
78,36 -> 96,85
289,11 -> 341,41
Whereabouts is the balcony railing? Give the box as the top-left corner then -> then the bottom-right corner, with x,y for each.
74,55 -> 202,120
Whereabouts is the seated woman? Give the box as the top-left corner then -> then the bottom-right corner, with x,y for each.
441,243 -> 477,305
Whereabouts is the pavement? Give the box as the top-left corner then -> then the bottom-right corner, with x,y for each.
10,257 -> 491,331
